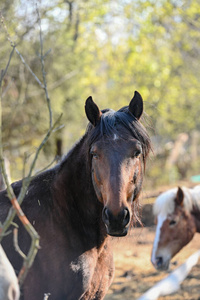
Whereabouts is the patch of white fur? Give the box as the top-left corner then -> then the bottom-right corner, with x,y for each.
191,185 -> 200,210
70,253 -> 94,291
153,188 -> 177,217
153,185 -> 200,217
70,260 -> 82,273
0,245 -> 20,300
151,214 -> 167,266
113,134 -> 118,140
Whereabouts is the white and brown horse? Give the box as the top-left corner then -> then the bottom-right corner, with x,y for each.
151,185 -> 200,270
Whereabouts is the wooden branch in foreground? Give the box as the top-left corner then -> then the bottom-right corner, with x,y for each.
0,48 -> 40,286
0,8 -> 63,286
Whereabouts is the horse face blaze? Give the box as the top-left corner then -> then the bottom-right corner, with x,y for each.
90,139 -> 143,237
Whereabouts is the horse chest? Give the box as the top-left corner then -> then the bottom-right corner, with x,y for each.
69,245 -> 114,299
22,243 -> 113,300
70,250 -> 97,291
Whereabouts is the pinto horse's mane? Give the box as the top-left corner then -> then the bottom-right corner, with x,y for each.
153,185 -> 200,216
87,106 -> 151,168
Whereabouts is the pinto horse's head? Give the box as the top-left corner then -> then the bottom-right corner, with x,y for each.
151,187 -> 196,270
85,91 -> 151,237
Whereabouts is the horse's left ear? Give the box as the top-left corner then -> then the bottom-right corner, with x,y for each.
85,96 -> 102,126
129,91 -> 143,120
175,187 -> 184,206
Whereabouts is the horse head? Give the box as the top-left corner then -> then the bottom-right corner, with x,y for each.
151,187 -> 196,270
85,91 -> 150,237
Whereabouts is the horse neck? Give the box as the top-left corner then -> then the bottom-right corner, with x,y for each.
65,138 -> 94,200
54,136 -> 106,239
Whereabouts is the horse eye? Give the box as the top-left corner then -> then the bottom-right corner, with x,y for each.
132,149 -> 142,158
90,151 -> 99,159
169,220 -> 176,226
135,150 -> 141,157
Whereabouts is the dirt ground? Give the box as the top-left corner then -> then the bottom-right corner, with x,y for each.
105,227 -> 200,300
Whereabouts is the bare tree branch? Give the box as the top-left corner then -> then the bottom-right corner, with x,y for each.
0,11 -> 45,89
13,228 -> 27,260
27,69 -> 79,98
0,50 -> 40,285
37,5 -> 52,128
0,48 -> 16,201
0,8 -> 63,286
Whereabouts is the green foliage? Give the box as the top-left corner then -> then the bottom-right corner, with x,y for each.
0,0 -> 200,186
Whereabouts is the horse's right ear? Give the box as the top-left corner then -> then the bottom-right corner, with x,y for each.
85,96 -> 102,126
175,187 -> 184,206
129,91 -> 143,120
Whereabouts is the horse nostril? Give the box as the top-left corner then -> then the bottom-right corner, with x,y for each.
156,257 -> 163,268
102,207 -> 110,226
122,208 -> 130,226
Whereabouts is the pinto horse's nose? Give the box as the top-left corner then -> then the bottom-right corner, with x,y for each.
156,257 -> 163,269
155,256 -> 170,270
102,207 -> 130,237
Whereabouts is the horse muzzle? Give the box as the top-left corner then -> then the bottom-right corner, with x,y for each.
152,256 -> 170,271
102,207 -> 130,237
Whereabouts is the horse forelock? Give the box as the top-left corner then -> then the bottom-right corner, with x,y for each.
86,106 -> 151,167
153,185 -> 200,217
153,188 -> 178,217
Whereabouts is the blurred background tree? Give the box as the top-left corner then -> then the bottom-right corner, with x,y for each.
0,0 -> 200,188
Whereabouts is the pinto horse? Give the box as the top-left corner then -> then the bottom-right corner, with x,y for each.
151,185 -> 200,271
0,91 -> 151,300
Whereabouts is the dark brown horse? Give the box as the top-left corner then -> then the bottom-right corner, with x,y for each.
0,91 -> 151,300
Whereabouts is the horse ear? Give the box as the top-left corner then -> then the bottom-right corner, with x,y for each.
129,91 -> 143,120
175,187 -> 184,206
85,96 -> 102,126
